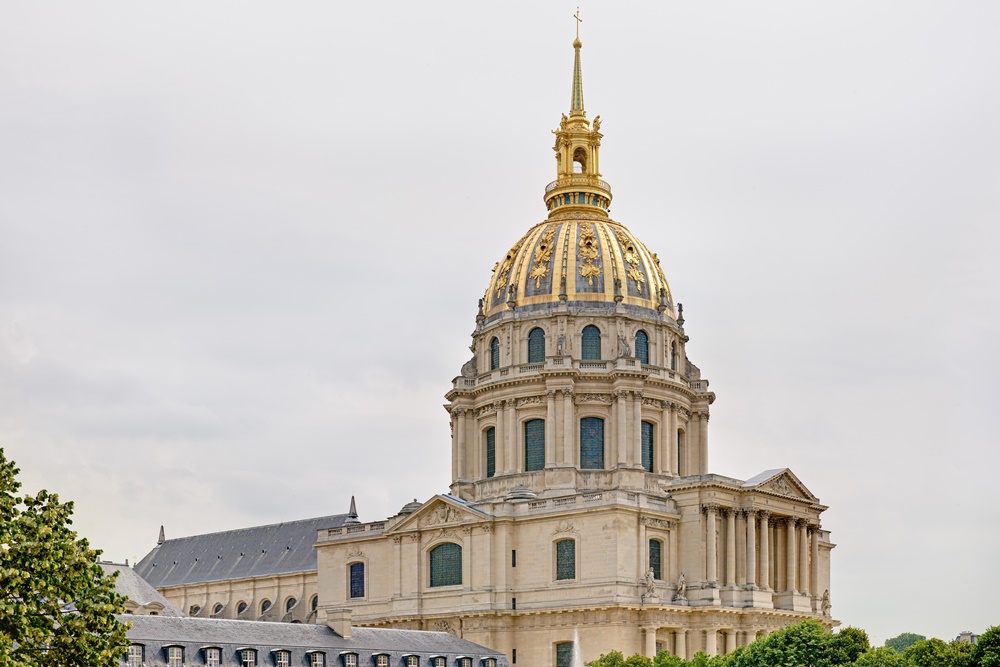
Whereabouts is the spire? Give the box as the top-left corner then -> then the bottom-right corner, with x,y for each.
157,525 -> 165,545
571,10 -> 585,116
345,496 -> 360,525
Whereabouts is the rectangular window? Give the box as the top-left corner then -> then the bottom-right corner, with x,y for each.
242,650 -> 256,667
376,656 -> 389,667
580,417 -> 604,469
310,654 -> 325,667
511,549 -> 516,567
127,645 -> 143,667
556,539 -> 576,580
524,419 -> 545,472
649,539 -> 662,580
168,647 -> 183,667
406,657 -> 419,667
484,661 -> 497,667
349,561 -> 365,598
486,427 -> 496,478
433,659 -> 446,667
206,648 -> 221,667
556,643 -> 574,667
641,421 -> 654,472
343,655 -> 358,667
276,652 -> 290,667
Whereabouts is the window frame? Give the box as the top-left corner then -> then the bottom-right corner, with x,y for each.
429,542 -> 463,588
555,538 -> 577,581
205,647 -> 221,667
635,329 -> 649,364
241,649 -> 257,667
341,653 -> 358,667
523,418 -> 545,472
349,561 -> 366,599
375,655 -> 389,667
259,599 -> 271,615
527,327 -> 545,363
641,420 -> 654,473
308,653 -> 326,667
127,644 -> 144,667
579,416 -> 605,469
485,427 -> 496,479
166,646 -> 183,667
274,650 -> 291,667
649,538 -> 663,580
556,642 -> 575,667
581,325 -> 601,360
405,656 -> 419,667
489,337 -> 500,370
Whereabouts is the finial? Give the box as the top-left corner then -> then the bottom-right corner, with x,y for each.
346,496 -> 360,525
677,303 -> 685,327
157,525 -> 165,545
573,8 -> 582,45
570,10 -> 585,115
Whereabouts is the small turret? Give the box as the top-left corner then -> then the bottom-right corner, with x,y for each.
157,525 -> 165,545
345,496 -> 360,525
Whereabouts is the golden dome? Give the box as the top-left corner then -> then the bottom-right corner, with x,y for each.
482,214 -> 674,321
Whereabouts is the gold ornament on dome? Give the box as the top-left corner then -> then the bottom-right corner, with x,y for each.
493,238 -> 524,297
616,230 -> 645,293
578,224 -> 602,286
530,225 -> 557,288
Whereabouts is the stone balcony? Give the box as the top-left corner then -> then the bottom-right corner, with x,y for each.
452,357 -> 693,391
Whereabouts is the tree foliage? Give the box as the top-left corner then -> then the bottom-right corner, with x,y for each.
0,449 -> 127,667
886,633 -> 926,653
974,626 -> 1000,667
855,647 -> 906,667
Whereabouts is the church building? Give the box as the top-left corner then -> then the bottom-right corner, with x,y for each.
138,30 -> 835,667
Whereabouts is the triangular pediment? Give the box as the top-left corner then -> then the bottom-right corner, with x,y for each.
742,468 -> 818,502
388,494 -> 491,534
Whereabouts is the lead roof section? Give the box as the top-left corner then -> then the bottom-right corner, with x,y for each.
100,562 -> 184,616
135,514 -> 350,588
124,616 -> 508,665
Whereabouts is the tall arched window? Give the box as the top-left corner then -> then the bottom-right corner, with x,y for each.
259,599 -> 271,615
485,427 -> 496,479
285,597 -> 297,612
429,543 -> 463,587
580,417 -> 605,469
555,539 -> 576,580
581,325 -> 601,360
677,429 -> 685,475
524,419 -> 545,472
490,337 -> 500,370
556,642 -> 574,667
670,342 -> 677,371
635,330 -> 649,364
349,562 -> 365,598
641,421 -> 654,472
649,539 -> 663,580
528,327 -> 545,363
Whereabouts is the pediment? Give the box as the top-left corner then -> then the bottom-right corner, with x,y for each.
742,468 -> 818,502
388,495 -> 490,534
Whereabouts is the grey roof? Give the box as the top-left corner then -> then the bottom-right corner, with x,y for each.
741,469 -> 786,487
100,562 -> 184,616
123,615 -> 508,666
135,514 -> 350,588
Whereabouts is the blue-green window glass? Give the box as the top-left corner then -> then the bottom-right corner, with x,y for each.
635,330 -> 649,364
649,539 -> 662,580
528,327 -> 545,363
429,543 -> 462,587
349,562 -> 364,598
580,417 -> 604,469
490,337 -> 500,370
670,342 -> 677,371
485,427 -> 496,479
556,643 -> 574,667
524,419 -> 545,472
555,539 -> 576,580
581,326 -> 601,360
641,421 -> 654,473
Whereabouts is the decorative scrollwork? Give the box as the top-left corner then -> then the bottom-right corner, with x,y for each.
530,225 -> 557,288
579,224 -> 601,286
553,520 -> 574,534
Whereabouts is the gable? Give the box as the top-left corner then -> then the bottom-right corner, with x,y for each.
388,495 -> 491,534
741,468 -> 818,502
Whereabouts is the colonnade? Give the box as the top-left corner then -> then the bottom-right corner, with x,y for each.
701,504 -> 820,599
641,627 -> 768,659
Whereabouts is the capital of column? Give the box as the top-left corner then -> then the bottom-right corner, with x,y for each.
698,411 -> 710,422
562,388 -> 575,399
719,507 -> 734,517
758,510 -> 772,521
452,408 -> 468,418
740,508 -> 758,519
701,503 -> 720,515
614,389 -> 629,401
546,389 -> 558,399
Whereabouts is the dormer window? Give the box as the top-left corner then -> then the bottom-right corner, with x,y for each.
274,650 -> 291,667
167,646 -> 183,667
126,644 -> 144,667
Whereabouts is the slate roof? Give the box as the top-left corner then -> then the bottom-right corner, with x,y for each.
134,514 -> 350,588
100,562 -> 184,616
123,615 -> 509,666
741,469 -> 786,487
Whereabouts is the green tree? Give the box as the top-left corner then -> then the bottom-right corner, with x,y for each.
587,650 -> 628,667
0,449 -> 127,666
973,627 -> 1000,667
885,633 -> 926,653
855,647 -> 906,667
902,638 -> 949,667
730,620 -> 835,667
946,640 -> 976,667
653,651 -> 686,667
830,627 -> 871,664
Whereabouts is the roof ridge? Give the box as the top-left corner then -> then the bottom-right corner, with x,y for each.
158,513 -> 349,543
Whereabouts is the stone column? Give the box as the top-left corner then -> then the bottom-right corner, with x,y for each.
451,411 -> 460,481
699,412 -> 709,474
745,510 -> 757,588
785,518 -> 798,593
455,409 -> 467,480
545,391 -> 556,468
758,511 -> 770,590
725,509 -> 736,588
644,627 -> 657,658
674,630 -> 687,660
506,399 -> 517,474
633,392 -> 644,468
736,510 -> 747,586
495,401 -> 506,475
810,524 -> 820,605
704,504 -> 719,584
799,520 -> 810,595
616,390 -> 628,467
725,630 -> 737,655
704,629 -> 717,657
666,402 -> 677,475
669,520 -> 679,583
563,390 -> 575,466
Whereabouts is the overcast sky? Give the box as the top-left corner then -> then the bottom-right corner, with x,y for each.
1,1 -> 998,646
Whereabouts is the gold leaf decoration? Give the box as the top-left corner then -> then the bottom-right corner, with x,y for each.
578,224 -> 601,286
616,230 -> 645,293
494,238 -> 524,297
580,261 -> 601,285
530,226 -> 557,288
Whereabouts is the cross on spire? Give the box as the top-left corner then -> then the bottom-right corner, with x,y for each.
574,8 -> 582,41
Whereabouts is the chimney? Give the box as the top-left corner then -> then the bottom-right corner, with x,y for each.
325,608 -> 352,638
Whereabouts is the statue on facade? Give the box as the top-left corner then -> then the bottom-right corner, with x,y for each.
556,334 -> 565,356
592,115 -> 601,132
644,567 -> 656,597
821,589 -> 831,616
673,572 -> 687,601
617,334 -> 631,358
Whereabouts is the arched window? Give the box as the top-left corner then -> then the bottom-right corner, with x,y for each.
677,429 -> 685,475
285,597 -> 296,612
649,539 -> 663,580
212,603 -> 224,615
556,642 -> 575,667
635,330 -> 649,364
485,427 -> 496,479
641,421 -> 654,472
581,325 -> 601,360
580,417 -> 605,469
555,539 -> 576,580
311,595 -> 318,611
670,342 -> 677,371
490,337 -> 500,370
259,599 -> 271,615
429,543 -> 463,587
528,327 -> 545,363
524,419 -> 545,472
349,562 -> 365,598
236,601 -> 248,615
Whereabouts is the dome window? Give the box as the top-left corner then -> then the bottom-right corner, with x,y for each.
489,337 -> 500,370
524,419 -> 545,472
581,325 -> 601,360
528,328 -> 545,363
635,330 -> 649,364
573,147 -> 587,173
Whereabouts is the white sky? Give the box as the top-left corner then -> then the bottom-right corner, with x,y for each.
1,1 -> 998,646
